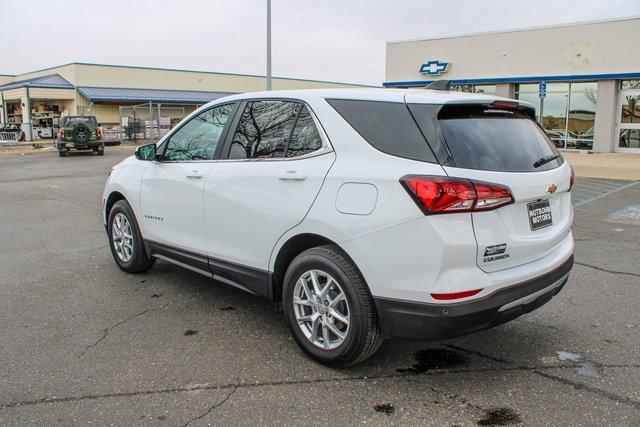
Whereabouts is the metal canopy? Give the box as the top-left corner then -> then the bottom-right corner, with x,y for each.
0,74 -> 75,91
77,87 -> 235,104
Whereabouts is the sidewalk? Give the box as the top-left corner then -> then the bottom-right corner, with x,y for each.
562,152 -> 640,181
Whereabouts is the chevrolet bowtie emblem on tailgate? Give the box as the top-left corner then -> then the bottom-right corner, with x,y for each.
547,183 -> 558,193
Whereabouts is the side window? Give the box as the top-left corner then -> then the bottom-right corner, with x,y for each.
286,106 -> 322,158
327,99 -> 437,163
164,103 -> 234,161
229,101 -> 300,159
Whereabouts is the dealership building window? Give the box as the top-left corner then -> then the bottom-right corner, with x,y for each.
451,84 -> 496,95
515,82 -> 597,150
618,80 -> 640,150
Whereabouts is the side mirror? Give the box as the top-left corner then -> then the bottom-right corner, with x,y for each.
135,143 -> 157,161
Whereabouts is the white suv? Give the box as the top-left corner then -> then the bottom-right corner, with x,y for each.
103,88 -> 574,366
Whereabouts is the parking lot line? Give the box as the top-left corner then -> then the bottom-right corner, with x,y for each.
573,179 -> 638,209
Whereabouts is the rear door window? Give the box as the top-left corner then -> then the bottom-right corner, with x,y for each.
327,99 -> 436,163
229,101 -> 301,159
419,104 -> 562,172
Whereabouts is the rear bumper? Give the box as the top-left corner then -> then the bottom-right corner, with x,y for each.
59,139 -> 103,149
374,254 -> 573,341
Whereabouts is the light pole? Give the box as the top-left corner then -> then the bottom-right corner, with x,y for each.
266,0 -> 272,91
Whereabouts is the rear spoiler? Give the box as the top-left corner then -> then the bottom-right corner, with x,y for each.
425,80 -> 451,91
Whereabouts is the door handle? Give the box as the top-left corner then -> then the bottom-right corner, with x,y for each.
278,170 -> 307,181
186,170 -> 204,179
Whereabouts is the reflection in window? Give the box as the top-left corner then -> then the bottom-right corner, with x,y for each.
517,81 -> 598,150
452,84 -> 496,94
287,107 -> 322,157
541,93 -> 569,149
621,95 -> 640,124
515,83 -> 539,93
619,129 -> 640,149
164,104 -> 233,160
230,101 -> 301,159
621,80 -> 640,90
568,88 -> 597,150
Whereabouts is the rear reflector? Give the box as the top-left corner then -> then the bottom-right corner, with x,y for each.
431,289 -> 483,300
400,175 -> 514,214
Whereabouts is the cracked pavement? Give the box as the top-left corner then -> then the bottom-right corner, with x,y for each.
0,150 -> 639,425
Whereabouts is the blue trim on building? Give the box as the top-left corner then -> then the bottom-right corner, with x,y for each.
383,72 -> 640,87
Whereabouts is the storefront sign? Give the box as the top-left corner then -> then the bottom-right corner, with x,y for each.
419,60 -> 450,76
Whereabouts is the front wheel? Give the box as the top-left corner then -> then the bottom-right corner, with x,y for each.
283,245 -> 383,366
108,200 -> 155,273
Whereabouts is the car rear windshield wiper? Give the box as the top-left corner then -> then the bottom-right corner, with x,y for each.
533,154 -> 560,168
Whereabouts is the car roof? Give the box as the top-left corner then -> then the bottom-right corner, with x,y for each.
216,87 -> 525,106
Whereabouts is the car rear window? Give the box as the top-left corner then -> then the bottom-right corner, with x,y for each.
326,99 -> 436,163
63,116 -> 97,126
431,104 -> 561,172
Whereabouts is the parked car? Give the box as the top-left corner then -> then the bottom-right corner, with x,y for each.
56,115 -> 104,156
102,89 -> 575,366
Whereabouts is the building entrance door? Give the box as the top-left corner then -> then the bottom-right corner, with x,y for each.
616,88 -> 640,153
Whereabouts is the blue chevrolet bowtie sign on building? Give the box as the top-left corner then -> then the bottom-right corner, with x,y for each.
419,60 -> 450,76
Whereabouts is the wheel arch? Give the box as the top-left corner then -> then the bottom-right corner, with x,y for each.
270,232 -> 365,302
104,190 -> 127,225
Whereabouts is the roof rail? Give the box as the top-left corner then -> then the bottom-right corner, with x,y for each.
425,80 -> 451,91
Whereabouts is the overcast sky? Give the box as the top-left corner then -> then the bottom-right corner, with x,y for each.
2,0 -> 639,85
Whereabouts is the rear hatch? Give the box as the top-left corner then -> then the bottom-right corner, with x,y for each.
408,100 -> 573,273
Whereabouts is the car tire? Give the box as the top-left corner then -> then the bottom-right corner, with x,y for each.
283,245 -> 383,367
97,148 -> 104,156
59,150 -> 66,157
107,199 -> 155,274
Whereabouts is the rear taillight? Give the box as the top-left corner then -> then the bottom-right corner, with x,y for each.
568,165 -> 575,191
400,175 -> 514,215
58,130 -> 65,138
96,128 -> 102,137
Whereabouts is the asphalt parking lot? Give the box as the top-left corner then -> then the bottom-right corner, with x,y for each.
1,149 -> 639,425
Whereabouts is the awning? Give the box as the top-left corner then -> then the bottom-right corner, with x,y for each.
0,74 -> 74,91
77,87 -> 235,104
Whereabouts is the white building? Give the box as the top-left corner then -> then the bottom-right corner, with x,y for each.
385,16 -> 640,154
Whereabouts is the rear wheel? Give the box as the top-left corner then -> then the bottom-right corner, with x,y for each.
59,150 -> 67,157
108,200 -> 155,273
283,245 -> 383,366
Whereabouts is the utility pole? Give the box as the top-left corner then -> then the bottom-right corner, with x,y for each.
266,0 -> 272,91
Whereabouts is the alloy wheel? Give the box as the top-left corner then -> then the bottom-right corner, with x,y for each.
293,269 -> 350,350
112,213 -> 134,262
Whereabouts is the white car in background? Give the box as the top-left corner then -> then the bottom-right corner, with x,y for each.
102,88 -> 575,366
